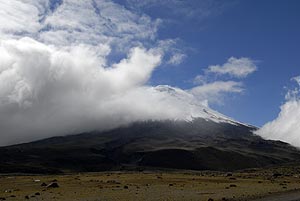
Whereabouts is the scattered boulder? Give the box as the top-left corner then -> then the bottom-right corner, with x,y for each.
229,184 -> 237,187
273,173 -> 282,177
208,198 -> 214,201
41,183 -> 47,187
124,185 -> 129,189
25,195 -> 29,199
35,192 -> 40,196
47,182 -> 59,188
0,197 -> 6,200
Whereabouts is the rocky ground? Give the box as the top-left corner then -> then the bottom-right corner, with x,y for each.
1,165 -> 300,201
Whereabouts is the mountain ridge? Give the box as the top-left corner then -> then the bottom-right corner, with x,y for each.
1,118 -> 299,174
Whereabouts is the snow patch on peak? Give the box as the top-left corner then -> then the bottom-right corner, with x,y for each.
153,85 -> 244,126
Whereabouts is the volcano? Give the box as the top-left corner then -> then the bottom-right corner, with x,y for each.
1,118 -> 300,174
1,86 -> 300,174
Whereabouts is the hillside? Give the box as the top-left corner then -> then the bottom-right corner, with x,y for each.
1,118 -> 299,174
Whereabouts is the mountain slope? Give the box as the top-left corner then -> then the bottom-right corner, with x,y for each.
1,118 -> 299,174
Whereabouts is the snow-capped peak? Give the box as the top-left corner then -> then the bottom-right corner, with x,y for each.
154,85 -> 249,126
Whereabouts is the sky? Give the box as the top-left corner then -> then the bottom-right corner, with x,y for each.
0,0 -> 299,146
122,0 -> 300,127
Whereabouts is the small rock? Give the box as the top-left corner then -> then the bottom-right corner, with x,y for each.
208,198 -> 214,201
35,192 -> 40,196
41,183 -> 47,186
124,185 -> 129,189
229,184 -> 237,187
106,180 -> 120,184
25,195 -> 29,199
47,182 -> 59,188
0,197 -> 6,200
273,173 -> 282,177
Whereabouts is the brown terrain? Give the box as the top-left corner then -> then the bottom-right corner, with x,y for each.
1,165 -> 300,201
1,120 -> 300,200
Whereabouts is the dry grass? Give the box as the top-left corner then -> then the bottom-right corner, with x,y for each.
1,169 -> 300,201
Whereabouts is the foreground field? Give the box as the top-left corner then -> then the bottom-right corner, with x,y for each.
1,167 -> 300,201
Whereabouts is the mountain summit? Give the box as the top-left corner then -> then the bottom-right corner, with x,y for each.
153,85 -> 247,125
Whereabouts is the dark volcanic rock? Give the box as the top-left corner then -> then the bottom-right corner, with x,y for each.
0,119 -> 300,173
41,183 -> 47,186
47,182 -> 59,188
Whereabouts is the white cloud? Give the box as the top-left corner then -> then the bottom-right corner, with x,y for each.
155,39 -> 186,66
125,0 -> 234,20
0,0 -> 161,51
190,81 -> 243,104
0,38 -> 164,145
0,37 -> 236,145
191,57 -> 256,103
292,76 -> 300,85
167,53 -> 186,65
193,75 -> 207,85
256,76 -> 300,147
40,0 -> 161,49
0,0 -> 248,146
207,57 -> 257,78
0,0 -> 42,35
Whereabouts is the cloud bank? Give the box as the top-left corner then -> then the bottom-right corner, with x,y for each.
0,0 -> 254,146
256,76 -> 300,147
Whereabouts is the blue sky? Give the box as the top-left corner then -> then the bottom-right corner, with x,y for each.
117,0 -> 300,126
